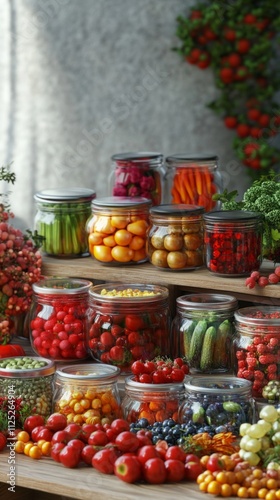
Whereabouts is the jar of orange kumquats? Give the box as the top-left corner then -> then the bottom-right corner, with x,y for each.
52,364 -> 123,426
121,375 -> 185,424
164,154 -> 223,211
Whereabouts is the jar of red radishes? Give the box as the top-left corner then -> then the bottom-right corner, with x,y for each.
233,306 -> 280,399
203,210 -> 263,276
29,277 -> 92,361
86,283 -> 171,373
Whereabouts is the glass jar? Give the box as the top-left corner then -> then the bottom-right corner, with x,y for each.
87,283 -> 171,373
53,363 -> 122,425
171,293 -> 238,374
178,376 -> 257,435
86,196 -> 152,265
0,356 -> 55,421
233,306 -> 280,400
29,277 -> 92,362
203,210 -> 263,276
164,154 -> 222,210
147,203 -> 205,270
109,152 -> 165,206
121,375 -> 185,424
34,187 -> 96,258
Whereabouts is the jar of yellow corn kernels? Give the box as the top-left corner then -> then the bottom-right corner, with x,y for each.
52,364 -> 122,425
86,196 -> 152,265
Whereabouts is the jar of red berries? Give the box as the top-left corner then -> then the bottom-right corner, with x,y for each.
233,306 -> 280,399
86,283 -> 171,373
203,210 -> 263,276
29,277 -> 92,361
109,152 -> 165,206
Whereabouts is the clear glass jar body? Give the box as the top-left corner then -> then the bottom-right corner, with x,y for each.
178,376 -> 257,435
53,364 -> 122,425
171,293 -> 238,373
233,306 -> 280,400
164,154 -> 223,210
109,152 -> 165,206
86,196 -> 152,265
86,283 -> 171,373
34,188 -> 96,258
203,210 -> 263,276
121,375 -> 185,424
147,204 -> 205,270
29,277 -> 92,362
0,356 -> 55,420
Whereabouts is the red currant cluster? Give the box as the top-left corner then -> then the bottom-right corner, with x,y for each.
130,357 -> 189,384
245,267 -> 280,289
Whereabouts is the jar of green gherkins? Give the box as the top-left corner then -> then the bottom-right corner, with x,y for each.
34,188 -> 96,258
0,356 -> 55,420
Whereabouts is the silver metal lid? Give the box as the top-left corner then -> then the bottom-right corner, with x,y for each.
32,278 -> 92,295
34,188 -> 96,202
92,196 -> 152,208
55,363 -> 120,381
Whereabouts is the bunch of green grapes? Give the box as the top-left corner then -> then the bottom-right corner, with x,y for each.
238,405 -> 280,468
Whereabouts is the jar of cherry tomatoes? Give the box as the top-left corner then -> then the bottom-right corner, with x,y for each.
171,293 -> 238,374
203,210 -> 263,276
178,376 -> 256,436
121,375 -> 185,424
164,154 -> 222,210
29,277 -> 92,361
53,363 -> 122,425
86,196 -> 152,265
34,187 -> 96,257
233,306 -> 280,400
147,204 -> 205,270
86,283 -> 171,373
109,152 -> 164,206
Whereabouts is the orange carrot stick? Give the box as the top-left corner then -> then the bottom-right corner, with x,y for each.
182,171 -> 195,202
202,167 -> 212,195
171,185 -> 181,204
194,168 -> 202,195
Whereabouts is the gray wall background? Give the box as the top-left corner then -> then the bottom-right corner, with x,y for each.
0,0 -> 251,230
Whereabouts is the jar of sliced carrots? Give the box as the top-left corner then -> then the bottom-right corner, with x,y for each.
165,154 -> 222,211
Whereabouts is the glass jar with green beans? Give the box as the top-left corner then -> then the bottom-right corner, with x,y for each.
34,187 -> 96,258
0,356 -> 55,421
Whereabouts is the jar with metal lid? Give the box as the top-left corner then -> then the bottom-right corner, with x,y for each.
29,277 -> 92,362
164,154 -> 223,210
109,152 -> 165,206
53,363 -> 122,425
147,203 -> 205,270
86,196 -> 152,264
178,376 -> 257,436
34,187 -> 96,258
171,293 -> 238,373
203,210 -> 263,276
0,356 -> 55,421
86,283 -> 171,373
121,375 -> 185,424
233,306 -> 280,400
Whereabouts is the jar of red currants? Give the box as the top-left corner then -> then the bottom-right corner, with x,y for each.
86,283 -> 171,373
203,210 -> 263,276
121,375 -> 185,424
29,277 -> 92,361
233,306 -> 280,400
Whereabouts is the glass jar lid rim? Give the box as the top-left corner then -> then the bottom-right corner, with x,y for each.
235,306 -> 280,324
89,283 -> 169,301
203,210 -> 263,221
125,375 -> 184,391
166,153 -> 218,163
111,152 -> 163,161
34,188 -> 96,202
150,204 -> 204,216
185,376 -> 252,393
32,278 -> 92,294
55,363 -> 120,380
0,357 -> 55,377
176,293 -> 238,309
92,196 -> 152,207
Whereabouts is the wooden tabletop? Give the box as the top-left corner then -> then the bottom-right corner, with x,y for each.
0,451 -> 235,500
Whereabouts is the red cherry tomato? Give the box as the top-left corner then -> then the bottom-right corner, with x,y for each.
92,447 -> 119,474
125,315 -> 146,331
206,453 -> 225,473
165,459 -> 185,483
59,444 -> 81,468
45,413 -> 67,432
143,457 -> 167,484
114,454 -> 142,483
23,414 -> 45,434
184,461 -> 205,481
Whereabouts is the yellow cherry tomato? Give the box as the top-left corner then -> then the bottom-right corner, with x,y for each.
111,216 -> 130,229
88,232 -> 104,246
114,229 -> 133,246
41,441 -> 52,456
94,216 -> 115,234
111,246 -> 134,262
17,431 -> 30,443
129,235 -> 145,250
93,245 -> 113,262
132,247 -> 147,262
28,445 -> 43,460
15,441 -> 25,454
103,235 -> 116,247
127,220 -> 148,236
24,443 -> 34,456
